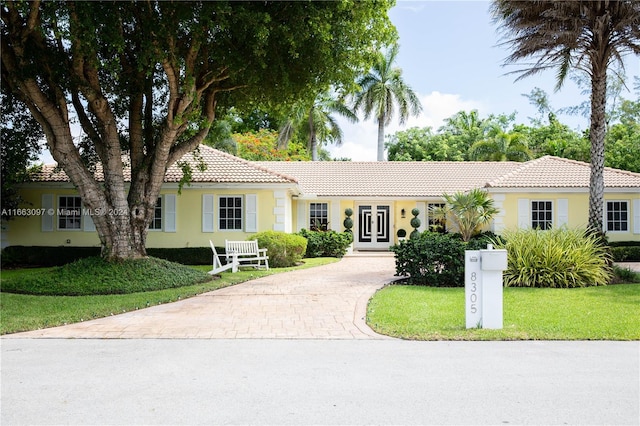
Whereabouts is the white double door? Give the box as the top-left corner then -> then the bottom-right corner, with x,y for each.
356,203 -> 391,250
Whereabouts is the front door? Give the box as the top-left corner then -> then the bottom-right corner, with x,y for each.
356,203 -> 391,250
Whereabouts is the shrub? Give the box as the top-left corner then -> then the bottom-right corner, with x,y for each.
463,231 -> 504,251
492,228 -> 612,288
0,256 -> 212,296
391,232 -> 466,287
612,264 -> 640,283
251,231 -> 307,268
1,246 -> 100,267
610,245 -> 640,262
0,246 -> 215,267
298,229 -> 353,258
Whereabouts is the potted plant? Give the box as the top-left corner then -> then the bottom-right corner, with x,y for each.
396,228 -> 407,242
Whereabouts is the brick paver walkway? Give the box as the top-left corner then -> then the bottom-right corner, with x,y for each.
5,254 -> 397,339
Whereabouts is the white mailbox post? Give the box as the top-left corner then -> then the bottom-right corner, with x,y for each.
465,244 -> 508,329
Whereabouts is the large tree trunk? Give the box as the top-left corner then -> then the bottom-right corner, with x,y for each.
588,67 -> 608,236
377,117 -> 386,161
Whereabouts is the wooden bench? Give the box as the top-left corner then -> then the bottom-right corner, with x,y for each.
209,240 -> 239,275
225,240 -> 269,270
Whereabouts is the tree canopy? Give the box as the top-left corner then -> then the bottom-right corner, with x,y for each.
1,0 -> 395,260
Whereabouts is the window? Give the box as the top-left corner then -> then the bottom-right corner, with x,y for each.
58,196 -> 82,229
606,201 -> 628,232
531,201 -> 553,230
309,202 -> 328,230
149,197 -> 162,230
219,196 -> 242,230
428,203 -> 446,232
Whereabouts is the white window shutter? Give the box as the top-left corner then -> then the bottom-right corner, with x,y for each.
202,194 -> 215,233
83,204 -> 96,232
518,199 -> 530,229
330,201 -> 340,231
245,194 -> 257,232
41,194 -> 54,232
633,199 -> 640,234
557,199 -> 568,228
297,202 -> 306,232
164,194 -> 176,232
416,202 -> 427,231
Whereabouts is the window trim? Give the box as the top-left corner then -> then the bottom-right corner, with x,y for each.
606,200 -> 629,233
218,195 -> 243,231
148,196 -> 163,231
309,202 -> 329,231
57,195 -> 82,230
531,200 -> 554,230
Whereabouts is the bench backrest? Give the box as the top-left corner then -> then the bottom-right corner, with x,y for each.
226,240 -> 260,255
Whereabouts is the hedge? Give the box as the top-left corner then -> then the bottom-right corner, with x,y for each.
1,246 -> 215,268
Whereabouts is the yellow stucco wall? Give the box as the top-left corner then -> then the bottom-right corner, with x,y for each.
5,186 -> 638,250
4,186 -> 289,248
492,191 -> 640,242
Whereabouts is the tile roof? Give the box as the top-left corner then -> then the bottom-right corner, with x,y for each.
254,160 -> 522,197
485,156 -> 640,188
257,156 -> 640,196
30,145 -> 297,185
30,147 -> 640,195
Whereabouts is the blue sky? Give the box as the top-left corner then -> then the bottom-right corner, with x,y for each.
329,1 -> 640,161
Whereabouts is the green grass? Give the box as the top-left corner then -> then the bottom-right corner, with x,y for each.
0,257 -> 337,335
367,284 -> 640,340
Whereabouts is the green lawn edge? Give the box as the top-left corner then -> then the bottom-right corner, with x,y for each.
366,284 -> 640,341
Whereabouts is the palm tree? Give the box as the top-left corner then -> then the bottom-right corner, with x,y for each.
469,130 -> 531,162
278,91 -> 357,161
491,0 -> 640,235
353,45 -> 422,161
432,189 -> 500,242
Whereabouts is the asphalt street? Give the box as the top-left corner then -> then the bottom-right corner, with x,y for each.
2,339 -> 638,425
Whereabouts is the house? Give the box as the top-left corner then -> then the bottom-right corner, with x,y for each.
3,145 -> 639,250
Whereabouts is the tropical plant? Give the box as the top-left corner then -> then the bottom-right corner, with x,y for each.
491,0 -> 640,235
432,189 -> 499,242
278,91 -> 358,161
492,228 -> 612,288
469,130 -> 531,162
1,1 -> 395,261
353,44 -> 422,161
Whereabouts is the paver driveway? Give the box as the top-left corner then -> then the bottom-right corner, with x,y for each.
5,254 -> 397,339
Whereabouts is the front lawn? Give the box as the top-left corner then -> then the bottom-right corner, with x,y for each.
0,257 -> 337,335
367,284 -> 640,340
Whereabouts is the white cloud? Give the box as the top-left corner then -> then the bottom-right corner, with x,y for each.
329,91 -> 483,161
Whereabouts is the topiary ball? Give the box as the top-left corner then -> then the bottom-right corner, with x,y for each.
410,217 -> 421,229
